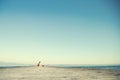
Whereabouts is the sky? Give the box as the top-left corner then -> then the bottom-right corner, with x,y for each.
0,0 -> 120,65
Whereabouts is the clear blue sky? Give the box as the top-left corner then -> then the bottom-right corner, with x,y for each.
0,0 -> 120,65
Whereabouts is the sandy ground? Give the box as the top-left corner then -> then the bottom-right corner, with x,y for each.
0,66 -> 120,80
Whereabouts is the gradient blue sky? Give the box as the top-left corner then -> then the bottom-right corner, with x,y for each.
0,0 -> 120,65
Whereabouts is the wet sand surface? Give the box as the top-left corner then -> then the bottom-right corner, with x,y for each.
0,66 -> 120,80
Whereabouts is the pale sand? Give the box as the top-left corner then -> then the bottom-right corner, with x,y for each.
0,66 -> 120,80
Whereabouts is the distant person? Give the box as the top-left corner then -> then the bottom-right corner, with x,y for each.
37,61 -> 41,67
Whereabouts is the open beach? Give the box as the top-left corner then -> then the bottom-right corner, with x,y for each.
1,1 -> 120,80
0,66 -> 120,80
